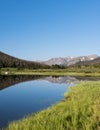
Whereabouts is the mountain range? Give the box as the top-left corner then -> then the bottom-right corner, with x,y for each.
0,51 -> 100,68
42,55 -> 99,66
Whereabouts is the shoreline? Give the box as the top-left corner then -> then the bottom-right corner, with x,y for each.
7,81 -> 100,130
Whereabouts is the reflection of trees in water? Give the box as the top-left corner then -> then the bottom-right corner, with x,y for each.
0,75 -> 45,90
35,76 -> 100,84
41,76 -> 100,84
0,75 -> 100,91
74,76 -> 100,81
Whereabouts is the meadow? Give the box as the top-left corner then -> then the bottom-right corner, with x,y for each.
0,67 -> 100,76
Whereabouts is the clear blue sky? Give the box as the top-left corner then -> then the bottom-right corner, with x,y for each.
0,0 -> 100,61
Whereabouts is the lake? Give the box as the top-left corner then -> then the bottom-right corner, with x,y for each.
0,75 -> 100,128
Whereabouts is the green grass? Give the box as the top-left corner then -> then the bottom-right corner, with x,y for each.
7,82 -> 100,130
0,68 -> 100,76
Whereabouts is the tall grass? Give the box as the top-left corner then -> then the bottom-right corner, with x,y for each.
7,82 -> 100,130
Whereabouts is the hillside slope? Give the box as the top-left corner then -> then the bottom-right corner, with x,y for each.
0,51 -> 49,69
72,57 -> 100,67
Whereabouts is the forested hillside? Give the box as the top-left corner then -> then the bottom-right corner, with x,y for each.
0,51 -> 49,69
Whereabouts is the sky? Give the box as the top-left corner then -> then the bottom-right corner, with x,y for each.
0,0 -> 100,61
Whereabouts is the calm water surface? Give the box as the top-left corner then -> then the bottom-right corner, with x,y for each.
0,76 -> 72,128
0,75 -> 100,128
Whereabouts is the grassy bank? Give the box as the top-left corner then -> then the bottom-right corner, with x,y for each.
7,82 -> 100,130
0,68 -> 100,76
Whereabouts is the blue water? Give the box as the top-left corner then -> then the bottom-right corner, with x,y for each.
0,77 -> 69,128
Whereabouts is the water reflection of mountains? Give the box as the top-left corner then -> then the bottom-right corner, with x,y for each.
0,75 -> 100,90
0,75 -> 43,90
41,76 -> 100,84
